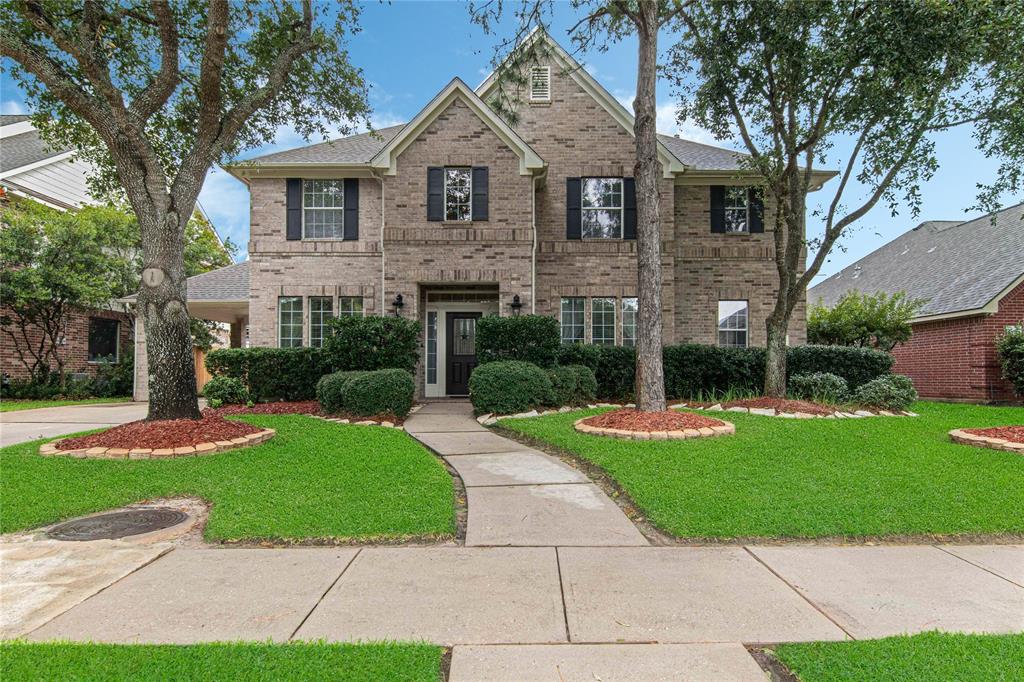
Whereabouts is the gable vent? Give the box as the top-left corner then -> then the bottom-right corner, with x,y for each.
529,66 -> 551,102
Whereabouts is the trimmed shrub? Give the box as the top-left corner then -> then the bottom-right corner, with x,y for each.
343,369 -> 415,418
567,364 -> 598,404
787,345 -> 893,389
316,370 -> 370,414
557,344 -> 636,400
853,374 -> 918,411
996,325 -> 1024,397
322,315 -> 420,374
547,366 -> 578,406
469,360 -> 555,415
788,372 -> 848,404
202,376 -> 249,405
663,344 -> 766,399
205,347 -> 326,402
476,314 -> 561,368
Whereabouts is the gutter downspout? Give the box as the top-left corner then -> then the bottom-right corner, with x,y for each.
372,170 -> 386,315
531,176 -> 538,314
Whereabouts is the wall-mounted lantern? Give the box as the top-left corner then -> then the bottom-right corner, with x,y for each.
510,294 -> 523,316
391,293 -> 404,317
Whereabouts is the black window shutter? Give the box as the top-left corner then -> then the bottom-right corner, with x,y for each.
566,177 -> 582,239
343,178 -> 359,240
427,167 -> 444,221
748,187 -> 764,233
710,185 -> 726,233
623,177 -> 637,240
471,167 -> 489,221
286,178 -> 302,240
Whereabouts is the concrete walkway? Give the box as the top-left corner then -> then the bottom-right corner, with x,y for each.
0,402 -> 149,447
404,402 -> 647,547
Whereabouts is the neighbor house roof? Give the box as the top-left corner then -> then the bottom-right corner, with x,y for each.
121,261 -> 250,303
0,118 -> 71,174
808,202 -> 1024,321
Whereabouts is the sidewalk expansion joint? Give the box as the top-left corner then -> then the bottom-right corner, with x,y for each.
288,548 -> 362,641
932,545 -> 1024,589
554,547 -> 572,643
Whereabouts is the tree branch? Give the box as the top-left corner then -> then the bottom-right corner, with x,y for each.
130,0 -> 181,121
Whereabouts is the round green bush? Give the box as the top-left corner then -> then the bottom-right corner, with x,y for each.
202,376 -> 249,405
788,372 -> 849,404
997,325 -> 1024,396
567,364 -> 597,404
469,360 -> 555,415
547,366 -> 578,407
852,374 -> 918,411
343,369 -> 415,418
316,370 -> 370,414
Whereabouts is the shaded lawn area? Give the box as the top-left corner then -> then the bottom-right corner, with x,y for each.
0,641 -> 442,682
0,397 -> 133,412
498,401 -> 1024,539
774,632 -> 1024,682
1,415 -> 455,542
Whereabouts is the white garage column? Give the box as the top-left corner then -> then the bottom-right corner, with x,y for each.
133,315 -> 149,402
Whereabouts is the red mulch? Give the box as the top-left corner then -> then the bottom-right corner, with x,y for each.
57,414 -> 262,450
204,401 -> 323,416
690,397 -> 838,416
964,425 -> 1024,443
582,408 -> 726,432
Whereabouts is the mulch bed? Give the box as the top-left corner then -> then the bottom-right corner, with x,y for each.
582,408 -> 726,432
689,397 -> 838,416
963,425 -> 1024,444
57,414 -> 263,451
203,401 -> 323,416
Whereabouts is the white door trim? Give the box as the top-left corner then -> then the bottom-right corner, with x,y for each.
423,300 -> 499,398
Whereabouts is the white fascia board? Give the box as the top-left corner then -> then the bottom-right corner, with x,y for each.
0,121 -> 35,139
222,163 -> 377,181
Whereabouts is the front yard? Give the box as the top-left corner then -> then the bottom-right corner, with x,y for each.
498,401 -> 1024,540
1,415 -> 454,543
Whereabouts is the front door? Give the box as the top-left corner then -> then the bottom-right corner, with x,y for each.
445,312 -> 481,396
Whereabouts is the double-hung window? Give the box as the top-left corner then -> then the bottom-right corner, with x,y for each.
621,298 -> 638,348
723,187 -> 750,233
581,178 -> 623,239
560,297 -> 585,344
303,180 -> 345,239
591,298 -> 616,346
278,296 -> 303,348
444,168 -> 472,222
717,300 -> 749,347
338,296 -> 363,316
309,297 -> 333,348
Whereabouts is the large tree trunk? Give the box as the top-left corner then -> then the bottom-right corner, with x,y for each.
764,311 -> 789,397
632,0 -> 667,412
138,201 -> 201,421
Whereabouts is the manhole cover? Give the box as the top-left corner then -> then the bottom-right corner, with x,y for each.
47,509 -> 189,541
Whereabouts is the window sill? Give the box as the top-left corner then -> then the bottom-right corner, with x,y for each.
87,360 -> 119,365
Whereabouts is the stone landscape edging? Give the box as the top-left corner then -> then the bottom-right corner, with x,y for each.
573,416 -> 735,441
678,403 -> 918,419
949,429 -> 1024,454
312,415 -> 404,429
39,428 -> 276,460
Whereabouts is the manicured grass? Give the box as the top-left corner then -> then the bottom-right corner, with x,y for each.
1,415 -> 455,542
0,641 -> 442,682
774,632 -> 1024,682
498,401 -> 1024,539
0,397 -> 133,412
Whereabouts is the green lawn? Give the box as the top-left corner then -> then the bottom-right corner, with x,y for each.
498,401 -> 1024,539
0,641 -> 442,682
1,414 -> 455,542
774,632 -> 1024,682
0,396 -> 133,412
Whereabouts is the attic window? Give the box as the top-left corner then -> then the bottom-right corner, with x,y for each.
529,66 -> 550,102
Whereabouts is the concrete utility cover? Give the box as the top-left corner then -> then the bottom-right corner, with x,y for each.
47,510 -> 189,542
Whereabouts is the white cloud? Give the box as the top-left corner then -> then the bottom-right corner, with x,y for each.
2,100 -> 28,115
614,93 -> 728,147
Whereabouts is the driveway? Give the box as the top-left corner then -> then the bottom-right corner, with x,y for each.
0,402 -> 149,447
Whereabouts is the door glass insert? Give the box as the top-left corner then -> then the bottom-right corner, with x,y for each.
453,317 -> 476,355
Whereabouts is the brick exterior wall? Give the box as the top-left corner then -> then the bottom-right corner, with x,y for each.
1,306 -> 133,382
891,280 -> 1024,403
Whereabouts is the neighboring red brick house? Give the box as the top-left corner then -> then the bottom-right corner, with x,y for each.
810,202 -> 1024,403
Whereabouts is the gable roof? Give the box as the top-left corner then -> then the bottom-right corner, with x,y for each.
121,260 -> 250,303
0,121 -> 71,175
246,125 -> 404,165
808,202 -> 1024,321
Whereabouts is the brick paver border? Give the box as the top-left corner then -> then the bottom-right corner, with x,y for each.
574,416 -> 735,441
38,428 -> 276,460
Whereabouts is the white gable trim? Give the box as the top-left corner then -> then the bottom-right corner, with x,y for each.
369,78 -> 545,176
476,28 -> 687,178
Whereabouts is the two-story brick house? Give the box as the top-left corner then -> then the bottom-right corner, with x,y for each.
133,30 -> 833,401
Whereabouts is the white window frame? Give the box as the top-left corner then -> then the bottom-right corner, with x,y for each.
560,297 -> 585,344
724,186 -> 750,234
591,297 -> 616,346
87,317 -> 120,364
717,300 -> 749,348
302,180 -> 345,240
278,296 -> 304,348
621,297 -> 638,348
581,177 -> 624,239
443,167 -> 472,222
309,296 -> 333,348
529,66 -> 551,102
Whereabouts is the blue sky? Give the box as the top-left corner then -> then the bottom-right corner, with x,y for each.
2,1 -> 1016,282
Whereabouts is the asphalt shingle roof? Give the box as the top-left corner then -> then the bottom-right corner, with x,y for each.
0,126 -> 69,174
657,134 -> 747,171
808,202 -> 1024,318
185,261 -> 250,301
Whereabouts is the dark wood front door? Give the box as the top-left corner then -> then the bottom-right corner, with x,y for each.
446,312 -> 481,396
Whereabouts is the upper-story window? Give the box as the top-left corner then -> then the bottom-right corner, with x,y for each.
724,187 -> 749,233
303,180 -> 345,239
529,66 -> 551,102
582,177 -> 623,239
444,168 -> 472,222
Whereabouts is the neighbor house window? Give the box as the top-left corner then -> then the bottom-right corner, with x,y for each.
560,297 -> 585,344
529,66 -> 551,102
303,180 -> 345,239
582,178 -> 623,239
592,298 -> 616,346
87,317 -> 119,363
426,311 -> 438,385
278,296 -> 303,347
724,187 -> 749,233
444,167 -> 472,221
621,297 -> 638,348
338,296 -> 363,316
309,296 -> 333,348
718,300 -> 749,347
